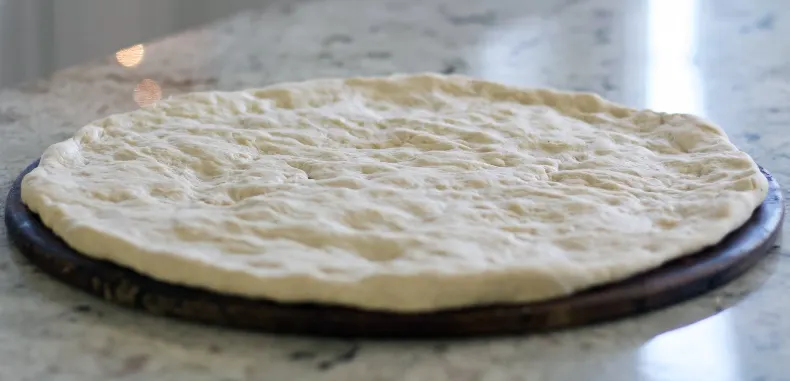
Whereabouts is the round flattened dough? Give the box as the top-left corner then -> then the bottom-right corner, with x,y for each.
21,73 -> 768,312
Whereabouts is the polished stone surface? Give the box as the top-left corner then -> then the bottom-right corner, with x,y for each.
1,0 -> 790,380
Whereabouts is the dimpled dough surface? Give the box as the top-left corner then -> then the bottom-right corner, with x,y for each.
20,74 -> 768,312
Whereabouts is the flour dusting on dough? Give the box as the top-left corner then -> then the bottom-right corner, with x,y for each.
21,73 -> 768,312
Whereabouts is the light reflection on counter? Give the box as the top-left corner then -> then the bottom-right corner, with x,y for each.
637,314 -> 742,381
134,79 -> 162,107
644,0 -> 702,115
638,0 -> 741,379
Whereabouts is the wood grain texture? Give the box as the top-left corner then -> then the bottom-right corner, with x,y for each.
4,160 -> 784,338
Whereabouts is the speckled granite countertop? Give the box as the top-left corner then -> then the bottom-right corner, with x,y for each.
1,0 -> 790,380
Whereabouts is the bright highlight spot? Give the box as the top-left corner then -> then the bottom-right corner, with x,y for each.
116,44 -> 145,68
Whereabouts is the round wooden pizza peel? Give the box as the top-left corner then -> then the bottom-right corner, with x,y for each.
4,160 -> 784,338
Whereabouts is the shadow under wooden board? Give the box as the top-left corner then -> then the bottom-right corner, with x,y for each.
4,160 -> 785,338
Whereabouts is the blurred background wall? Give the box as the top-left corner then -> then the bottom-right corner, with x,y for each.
0,0 -> 268,87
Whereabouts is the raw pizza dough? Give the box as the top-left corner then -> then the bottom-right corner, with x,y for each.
21,73 -> 768,312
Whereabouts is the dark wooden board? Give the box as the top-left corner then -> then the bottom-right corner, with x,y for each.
4,160 -> 784,338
